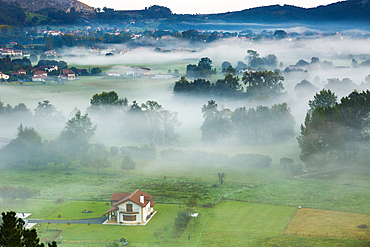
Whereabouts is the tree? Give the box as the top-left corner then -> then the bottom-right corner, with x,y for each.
200,100 -> 231,142
89,91 -> 128,112
110,146 -> 119,156
274,30 -> 287,39
83,144 -> 111,174
91,67 -> 102,75
280,157 -> 294,169
121,155 -> 135,175
186,57 -> 215,78
221,61 -> 232,72
218,171 -> 227,185
58,110 -> 96,157
141,100 -> 162,143
0,211 -> 55,246
33,100 -> 63,123
0,212 -> 24,246
225,66 -> 236,75
242,70 -> 284,97
308,89 -> 337,112
158,110 -> 181,144
1,124 -> 46,169
29,54 -> 37,62
236,61 -> 247,70
173,211 -> 191,232
246,50 -> 261,68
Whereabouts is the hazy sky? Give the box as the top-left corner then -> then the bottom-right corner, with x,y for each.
82,0 -> 342,14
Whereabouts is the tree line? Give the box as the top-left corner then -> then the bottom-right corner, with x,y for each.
200,100 -> 295,143
297,89 -> 370,170
174,70 -> 285,100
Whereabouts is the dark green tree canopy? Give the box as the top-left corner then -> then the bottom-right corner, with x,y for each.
242,70 -> 284,97
89,91 -> 128,112
308,89 -> 337,111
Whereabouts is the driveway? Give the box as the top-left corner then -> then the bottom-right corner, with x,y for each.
28,216 -> 107,224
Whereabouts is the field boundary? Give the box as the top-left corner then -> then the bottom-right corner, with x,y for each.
283,208 -> 298,235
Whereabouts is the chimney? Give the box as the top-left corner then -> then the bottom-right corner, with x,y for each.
140,195 -> 144,204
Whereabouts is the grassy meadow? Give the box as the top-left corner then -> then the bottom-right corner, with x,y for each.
285,208 -> 370,239
1,57 -> 370,246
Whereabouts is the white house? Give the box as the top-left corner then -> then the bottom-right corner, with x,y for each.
104,189 -> 156,225
32,71 -> 48,82
0,72 -> 9,80
107,72 -> 120,76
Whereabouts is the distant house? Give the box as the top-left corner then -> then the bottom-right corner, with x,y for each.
44,50 -> 57,57
104,189 -> 156,225
12,69 -> 27,76
60,69 -> 76,80
18,69 -> 26,75
0,72 -> 9,80
107,71 -> 120,77
13,50 -> 22,57
40,65 -> 58,72
32,71 -> 47,81
125,67 -> 150,78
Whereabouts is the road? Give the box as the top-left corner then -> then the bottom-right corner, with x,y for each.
27,216 -> 107,224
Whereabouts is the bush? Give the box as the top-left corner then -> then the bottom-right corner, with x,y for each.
230,153 -> 272,168
57,213 -> 61,218
280,157 -> 294,168
174,211 -> 191,232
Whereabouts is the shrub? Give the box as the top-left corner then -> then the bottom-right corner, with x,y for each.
230,153 -> 272,168
280,157 -> 294,168
174,211 -> 191,232
57,213 -> 61,218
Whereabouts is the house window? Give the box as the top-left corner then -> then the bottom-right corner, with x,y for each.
126,204 -> 133,212
123,215 -> 136,221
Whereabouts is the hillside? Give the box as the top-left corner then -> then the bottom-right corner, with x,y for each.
208,0 -> 370,22
1,0 -> 95,14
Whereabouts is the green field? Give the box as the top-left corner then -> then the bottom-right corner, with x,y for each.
30,201 -> 370,246
1,55 -> 370,247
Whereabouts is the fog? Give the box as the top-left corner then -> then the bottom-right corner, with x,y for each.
2,34 -> 370,162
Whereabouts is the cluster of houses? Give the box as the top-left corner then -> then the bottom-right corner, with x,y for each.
0,47 -> 22,57
31,66 -> 76,82
0,66 -> 77,83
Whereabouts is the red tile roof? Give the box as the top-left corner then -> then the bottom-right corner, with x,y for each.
114,189 -> 153,207
110,193 -> 131,202
104,190 -> 155,215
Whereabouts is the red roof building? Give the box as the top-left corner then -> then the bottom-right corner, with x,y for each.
104,189 -> 156,225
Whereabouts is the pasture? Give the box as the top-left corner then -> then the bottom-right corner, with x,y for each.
285,208 -> 370,239
1,55 -> 370,246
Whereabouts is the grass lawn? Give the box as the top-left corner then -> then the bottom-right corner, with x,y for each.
0,166 -> 242,205
199,200 -> 296,246
46,201 -> 111,220
285,208 -> 370,239
0,199 -> 60,219
228,179 -> 370,214
302,166 -> 370,187
37,204 -> 211,246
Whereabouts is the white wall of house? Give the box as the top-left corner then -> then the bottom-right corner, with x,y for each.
118,201 -> 142,224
